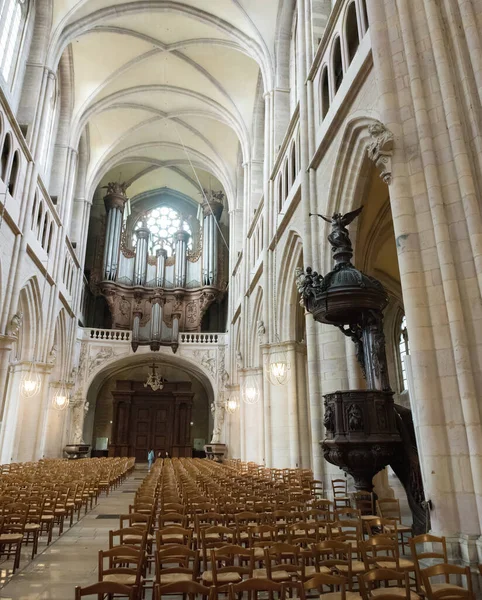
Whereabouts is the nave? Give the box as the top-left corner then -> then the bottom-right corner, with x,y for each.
0,457 -> 477,599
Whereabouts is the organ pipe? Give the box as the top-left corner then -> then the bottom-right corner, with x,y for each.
174,230 -> 190,287
134,227 -> 149,285
202,198 -> 223,286
102,183 -> 128,281
156,248 -> 167,286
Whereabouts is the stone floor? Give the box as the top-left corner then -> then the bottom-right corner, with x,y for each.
0,466 -> 148,600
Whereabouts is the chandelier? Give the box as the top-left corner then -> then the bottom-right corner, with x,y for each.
266,345 -> 291,386
52,382 -> 69,411
20,362 -> 41,398
242,374 -> 260,405
144,363 -> 164,391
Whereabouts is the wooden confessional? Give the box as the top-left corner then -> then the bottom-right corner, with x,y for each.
108,380 -> 194,460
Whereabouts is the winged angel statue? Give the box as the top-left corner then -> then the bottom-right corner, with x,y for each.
309,206 -> 363,256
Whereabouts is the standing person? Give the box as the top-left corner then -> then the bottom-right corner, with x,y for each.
147,448 -> 155,471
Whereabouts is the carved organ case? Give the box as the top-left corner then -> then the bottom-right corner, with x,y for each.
93,184 -> 227,352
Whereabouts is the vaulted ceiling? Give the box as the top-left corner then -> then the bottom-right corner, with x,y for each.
51,1 -> 283,208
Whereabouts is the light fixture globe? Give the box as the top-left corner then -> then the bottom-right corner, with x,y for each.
52,385 -> 69,411
20,364 -> 41,398
242,375 -> 260,405
226,396 -> 239,414
266,349 -> 291,386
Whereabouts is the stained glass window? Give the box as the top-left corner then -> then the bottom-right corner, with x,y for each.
133,206 -> 191,257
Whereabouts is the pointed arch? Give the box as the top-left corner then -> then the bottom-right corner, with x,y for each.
249,286 -> 263,368
277,230 -> 304,341
14,276 -> 43,362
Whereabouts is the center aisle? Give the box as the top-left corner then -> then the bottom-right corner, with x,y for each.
0,465 -> 148,600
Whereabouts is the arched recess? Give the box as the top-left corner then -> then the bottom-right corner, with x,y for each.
83,351 -> 216,456
248,287 -> 263,368
13,276 -> 42,362
278,230 -> 304,342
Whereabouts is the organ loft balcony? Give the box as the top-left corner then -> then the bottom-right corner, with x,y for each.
84,183 -> 229,353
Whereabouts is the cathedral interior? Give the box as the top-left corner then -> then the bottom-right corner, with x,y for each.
0,0 -> 481,597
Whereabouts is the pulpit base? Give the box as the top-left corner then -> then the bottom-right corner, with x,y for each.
64,444 -> 90,459
204,443 -> 227,462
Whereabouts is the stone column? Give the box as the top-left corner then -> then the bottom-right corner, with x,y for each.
367,0 -> 482,538
202,198 -> 224,286
133,227 -> 149,285
102,184 -> 128,281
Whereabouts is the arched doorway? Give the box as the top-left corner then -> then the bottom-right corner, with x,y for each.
84,356 -> 212,460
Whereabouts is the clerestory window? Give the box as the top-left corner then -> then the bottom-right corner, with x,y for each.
133,206 -> 192,257
0,0 -> 28,85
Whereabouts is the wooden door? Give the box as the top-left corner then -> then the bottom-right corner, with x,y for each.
152,404 -> 169,452
132,404 -> 151,462
111,380 -> 193,459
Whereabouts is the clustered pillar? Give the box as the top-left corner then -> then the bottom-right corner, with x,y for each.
102,184 -> 128,281
202,198 -> 223,286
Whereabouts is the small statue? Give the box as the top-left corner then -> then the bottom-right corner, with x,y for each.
347,403 -> 363,431
309,207 -> 363,258
103,182 -> 128,197
236,351 -> 243,370
257,320 -> 265,338
7,312 -> 23,338
323,403 -> 335,433
47,344 -> 58,365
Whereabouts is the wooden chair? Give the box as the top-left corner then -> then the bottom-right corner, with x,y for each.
75,581 -> 137,600
332,479 -> 350,510
98,545 -> 145,592
312,540 -> 364,591
358,568 -> 413,600
228,577 -> 284,600
353,491 -> 375,517
410,534 -> 449,594
257,542 -> 301,583
0,513 -> 24,572
156,526 -> 192,548
420,564 -> 474,600
155,545 -> 199,585
303,572 -> 360,599
155,580 -> 212,600
201,544 -> 253,588
376,498 -> 412,554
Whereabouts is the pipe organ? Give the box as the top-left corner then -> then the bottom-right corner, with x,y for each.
96,183 -> 226,352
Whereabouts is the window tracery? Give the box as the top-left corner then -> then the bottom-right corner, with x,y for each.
133,206 -> 192,257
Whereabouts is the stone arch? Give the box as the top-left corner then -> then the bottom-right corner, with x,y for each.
277,230 -> 304,341
48,3 -> 273,90
82,349 -> 217,451
248,287 -> 263,368
323,115 -> 383,271
14,276 -> 42,362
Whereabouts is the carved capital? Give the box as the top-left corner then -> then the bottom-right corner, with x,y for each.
367,121 -> 394,185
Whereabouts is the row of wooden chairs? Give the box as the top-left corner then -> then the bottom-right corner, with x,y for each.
75,458 -> 476,599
